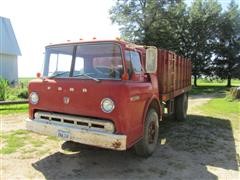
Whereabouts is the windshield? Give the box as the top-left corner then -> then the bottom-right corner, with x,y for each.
43,43 -> 123,80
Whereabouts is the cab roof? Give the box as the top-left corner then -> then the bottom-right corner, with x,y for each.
45,39 -> 147,51
46,39 -> 128,48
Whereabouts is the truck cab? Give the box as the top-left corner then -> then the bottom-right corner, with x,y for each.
26,39 -> 191,157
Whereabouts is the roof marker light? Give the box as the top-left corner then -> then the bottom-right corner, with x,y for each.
36,72 -> 41,78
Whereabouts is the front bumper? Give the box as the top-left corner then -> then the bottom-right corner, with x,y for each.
26,118 -> 127,150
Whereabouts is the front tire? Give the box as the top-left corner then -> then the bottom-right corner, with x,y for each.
134,108 -> 159,157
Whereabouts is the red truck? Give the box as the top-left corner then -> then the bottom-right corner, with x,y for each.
26,39 -> 191,157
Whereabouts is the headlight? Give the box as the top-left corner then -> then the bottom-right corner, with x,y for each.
29,92 -> 39,105
101,98 -> 115,113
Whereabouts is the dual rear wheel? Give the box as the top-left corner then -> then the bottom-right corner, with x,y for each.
174,93 -> 188,121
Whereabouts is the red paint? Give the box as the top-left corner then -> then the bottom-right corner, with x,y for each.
28,40 -> 191,149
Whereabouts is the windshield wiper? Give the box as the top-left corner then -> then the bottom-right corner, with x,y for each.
73,73 -> 100,82
49,71 -> 69,78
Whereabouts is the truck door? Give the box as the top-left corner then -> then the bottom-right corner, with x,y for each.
124,50 -> 151,139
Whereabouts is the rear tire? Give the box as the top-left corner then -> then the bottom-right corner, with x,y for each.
175,93 -> 188,121
134,108 -> 159,157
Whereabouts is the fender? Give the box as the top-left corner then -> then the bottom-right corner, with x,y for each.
142,94 -> 162,125
128,94 -> 161,147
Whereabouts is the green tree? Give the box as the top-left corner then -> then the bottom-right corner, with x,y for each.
110,0 -> 222,86
109,0 -> 181,44
186,0 -> 222,86
148,1 -> 190,51
214,1 -> 240,87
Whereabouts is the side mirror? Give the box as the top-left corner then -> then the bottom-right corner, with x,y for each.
146,46 -> 158,73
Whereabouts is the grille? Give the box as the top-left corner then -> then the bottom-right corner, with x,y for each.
34,111 -> 114,133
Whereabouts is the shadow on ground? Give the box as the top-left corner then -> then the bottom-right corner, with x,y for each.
32,115 -> 239,179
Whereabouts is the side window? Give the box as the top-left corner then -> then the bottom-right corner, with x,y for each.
130,51 -> 142,73
125,51 -> 133,76
125,50 -> 142,74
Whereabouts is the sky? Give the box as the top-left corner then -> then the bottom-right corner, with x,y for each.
0,0 -> 238,77
0,0 -> 120,77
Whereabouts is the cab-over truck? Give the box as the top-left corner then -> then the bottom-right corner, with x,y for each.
26,39 -> 191,157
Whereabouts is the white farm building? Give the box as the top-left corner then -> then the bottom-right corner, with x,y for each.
0,16 -> 21,84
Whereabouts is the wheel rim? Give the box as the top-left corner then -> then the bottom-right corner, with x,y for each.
148,121 -> 157,144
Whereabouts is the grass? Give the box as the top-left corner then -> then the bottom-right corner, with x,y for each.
200,98 -> 239,115
190,86 -> 228,95
29,139 -> 44,147
0,77 -> 31,115
0,130 -> 28,154
0,77 -> 32,101
6,86 -> 28,101
0,104 -> 28,115
195,78 -> 240,86
199,98 -> 240,130
190,78 -> 240,95
0,130 -> 59,155
46,136 -> 59,141
190,81 -> 239,131
19,77 -> 34,87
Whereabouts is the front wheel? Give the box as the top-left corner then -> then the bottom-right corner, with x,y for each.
134,108 -> 159,157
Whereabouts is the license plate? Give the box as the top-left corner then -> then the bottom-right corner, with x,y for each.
57,130 -> 70,140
